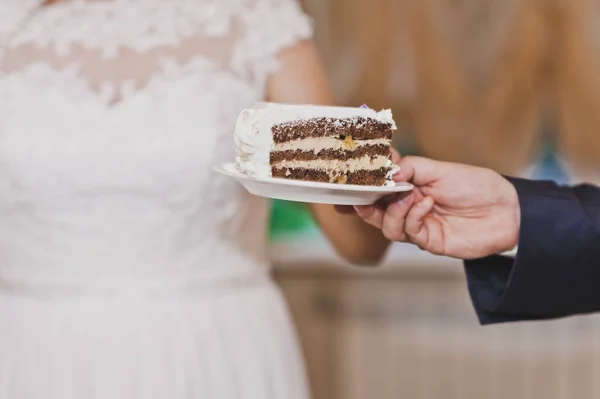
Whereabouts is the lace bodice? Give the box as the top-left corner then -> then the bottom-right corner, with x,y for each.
0,0 -> 312,292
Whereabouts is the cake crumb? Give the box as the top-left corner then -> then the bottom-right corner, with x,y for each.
343,135 -> 356,150
336,175 -> 348,184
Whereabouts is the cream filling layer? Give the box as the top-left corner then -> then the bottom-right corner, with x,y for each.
272,137 -> 390,153
272,155 -> 390,173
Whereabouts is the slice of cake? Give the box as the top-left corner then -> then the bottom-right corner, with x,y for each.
234,103 -> 398,186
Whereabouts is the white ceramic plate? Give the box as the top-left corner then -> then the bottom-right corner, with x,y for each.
213,163 -> 413,205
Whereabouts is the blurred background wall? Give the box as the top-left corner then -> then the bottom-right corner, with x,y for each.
302,0 -> 600,181
271,0 -> 600,398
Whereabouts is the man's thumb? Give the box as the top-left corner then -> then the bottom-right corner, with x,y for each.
395,156 -> 442,186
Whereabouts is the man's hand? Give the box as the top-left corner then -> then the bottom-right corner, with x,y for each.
354,156 -> 521,260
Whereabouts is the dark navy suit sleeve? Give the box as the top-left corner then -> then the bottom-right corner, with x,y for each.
464,177 -> 600,324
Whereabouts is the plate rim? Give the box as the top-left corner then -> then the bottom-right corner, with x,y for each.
213,163 -> 413,193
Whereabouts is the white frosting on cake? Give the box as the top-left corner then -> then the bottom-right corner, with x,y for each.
234,103 -> 397,178
385,160 -> 401,186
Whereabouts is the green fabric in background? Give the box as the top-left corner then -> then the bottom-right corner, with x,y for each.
268,200 -> 319,241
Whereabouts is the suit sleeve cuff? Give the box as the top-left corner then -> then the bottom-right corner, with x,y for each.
498,245 -> 518,258
464,177 -> 598,324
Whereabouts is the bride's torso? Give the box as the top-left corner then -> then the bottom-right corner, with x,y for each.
0,0 -> 311,292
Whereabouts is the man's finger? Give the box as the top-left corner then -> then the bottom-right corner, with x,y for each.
404,196 -> 434,246
354,205 -> 385,230
376,192 -> 408,207
381,193 -> 415,242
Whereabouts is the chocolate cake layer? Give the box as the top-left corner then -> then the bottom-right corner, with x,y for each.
269,145 -> 390,163
271,117 -> 394,143
271,167 -> 389,186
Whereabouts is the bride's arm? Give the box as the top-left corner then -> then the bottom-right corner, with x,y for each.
266,40 -> 391,265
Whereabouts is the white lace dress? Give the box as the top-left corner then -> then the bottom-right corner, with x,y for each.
0,0 -> 312,398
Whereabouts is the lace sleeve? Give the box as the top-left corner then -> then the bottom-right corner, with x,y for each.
231,0 -> 314,86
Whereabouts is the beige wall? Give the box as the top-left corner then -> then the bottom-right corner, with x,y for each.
303,0 -> 600,179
